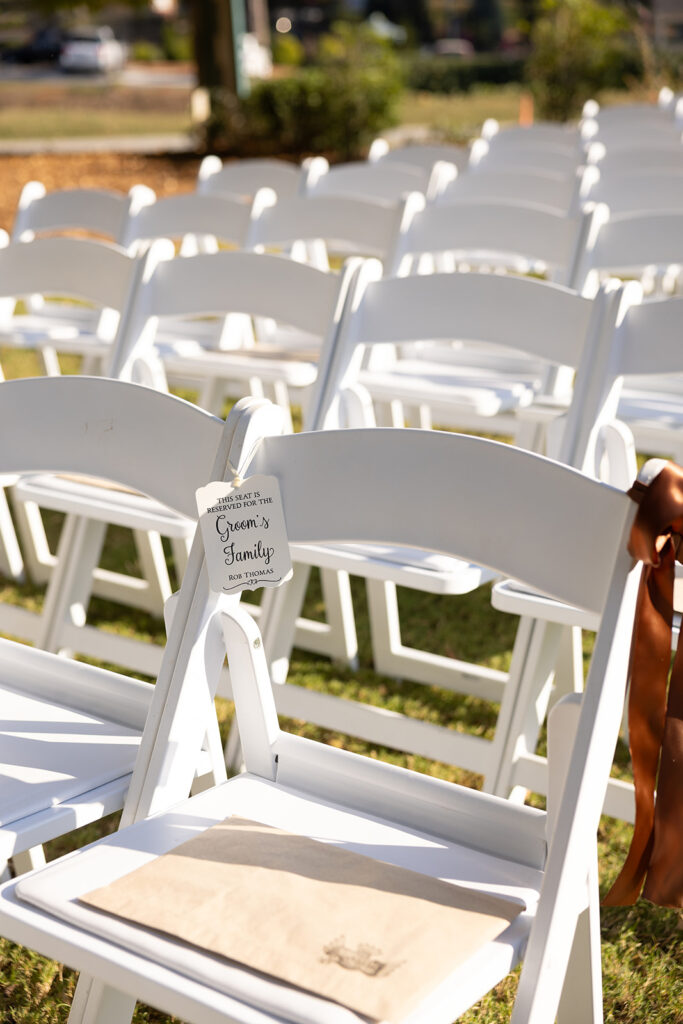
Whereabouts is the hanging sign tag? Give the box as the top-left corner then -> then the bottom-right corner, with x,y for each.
196,475 -> 293,595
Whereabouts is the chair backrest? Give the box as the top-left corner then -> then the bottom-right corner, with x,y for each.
436,167 -> 580,214
120,190 -> 267,254
576,207 -> 683,292
307,263 -> 622,442
582,89 -> 676,122
368,139 -> 469,172
245,191 -> 425,270
584,168 -> 683,215
11,181 -> 155,244
587,143 -> 683,173
469,137 -> 582,177
114,249 -> 360,382
0,236 -> 156,327
388,199 -> 599,285
104,388 -> 639,839
583,120 -> 683,150
197,155 -> 322,199
306,158 -> 456,203
481,118 -> 582,153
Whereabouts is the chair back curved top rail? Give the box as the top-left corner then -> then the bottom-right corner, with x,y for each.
11,181 -> 155,244
388,199 -> 599,286
197,155 -> 326,199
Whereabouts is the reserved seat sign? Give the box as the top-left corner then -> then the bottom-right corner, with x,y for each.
196,476 -> 293,595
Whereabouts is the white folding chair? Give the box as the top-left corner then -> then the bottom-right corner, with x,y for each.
436,166 -> 585,215
23,250 -> 363,676
582,168 -> 683,216
0,236 -> 167,613
120,189 -> 259,256
468,137 -> 584,178
11,181 -> 156,245
197,154 -> 328,198
578,207 -> 683,296
0,385 -> 644,1024
587,142 -> 683,174
480,117 -> 583,152
306,157 -> 457,203
0,376 -> 242,880
246,190 -> 423,272
120,188 -> 277,375
390,197 -> 598,286
491,291 -> 683,820
368,138 -> 469,173
251,271 -> 629,770
582,87 -> 677,123
8,180 -> 156,376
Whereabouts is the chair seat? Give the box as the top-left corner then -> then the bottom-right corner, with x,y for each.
359,360 -> 535,418
0,684 -> 140,828
14,474 -> 195,538
289,541 -> 498,595
158,340 -> 318,389
0,317 -> 111,357
8,772 -> 541,1024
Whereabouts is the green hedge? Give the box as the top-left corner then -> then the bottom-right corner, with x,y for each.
403,52 -> 526,94
207,65 -> 400,160
205,22 -> 402,160
526,0 -> 645,121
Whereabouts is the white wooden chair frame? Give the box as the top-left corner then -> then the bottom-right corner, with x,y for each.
17,251 -> 364,678
243,270 -> 632,788
491,290 -> 683,818
0,237 -> 180,654
0,376 -> 243,879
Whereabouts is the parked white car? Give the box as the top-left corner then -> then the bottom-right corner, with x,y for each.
59,26 -> 126,73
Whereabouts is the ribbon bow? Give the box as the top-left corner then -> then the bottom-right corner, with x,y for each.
604,463 -> 683,908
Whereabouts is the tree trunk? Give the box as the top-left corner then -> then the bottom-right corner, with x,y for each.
191,0 -> 246,94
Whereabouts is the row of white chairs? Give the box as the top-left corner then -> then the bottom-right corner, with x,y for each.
0,373 -> 657,1024
0,101 -> 679,1015
1,231 -> 681,840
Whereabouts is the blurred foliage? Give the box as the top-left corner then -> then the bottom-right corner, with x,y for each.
404,52 -> 526,93
271,31 -> 305,67
526,0 -> 643,121
161,21 -> 193,62
204,22 -> 402,160
130,39 -> 164,62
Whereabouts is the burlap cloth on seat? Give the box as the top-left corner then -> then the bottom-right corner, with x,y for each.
81,816 -> 524,1022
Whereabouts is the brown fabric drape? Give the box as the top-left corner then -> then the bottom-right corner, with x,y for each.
604,464 -> 683,908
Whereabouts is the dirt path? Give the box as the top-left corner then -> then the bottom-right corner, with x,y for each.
0,150 -> 203,234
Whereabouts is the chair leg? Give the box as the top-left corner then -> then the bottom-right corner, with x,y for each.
366,579 -> 506,702
0,486 -> 24,580
556,856 -> 603,1024
37,515 -> 107,654
260,561 -> 312,683
39,345 -> 61,378
11,496 -> 53,584
551,625 -> 584,704
317,568 -> 359,668
68,977 -> 136,1024
10,845 -> 45,876
486,617 -> 563,801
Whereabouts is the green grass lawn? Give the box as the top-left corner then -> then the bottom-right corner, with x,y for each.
397,83 -> 525,142
0,82 -> 193,138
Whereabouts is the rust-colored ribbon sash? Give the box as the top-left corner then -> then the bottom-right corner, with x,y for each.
604,463 -> 683,908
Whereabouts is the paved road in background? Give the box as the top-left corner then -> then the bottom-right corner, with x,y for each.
0,61 -> 195,88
